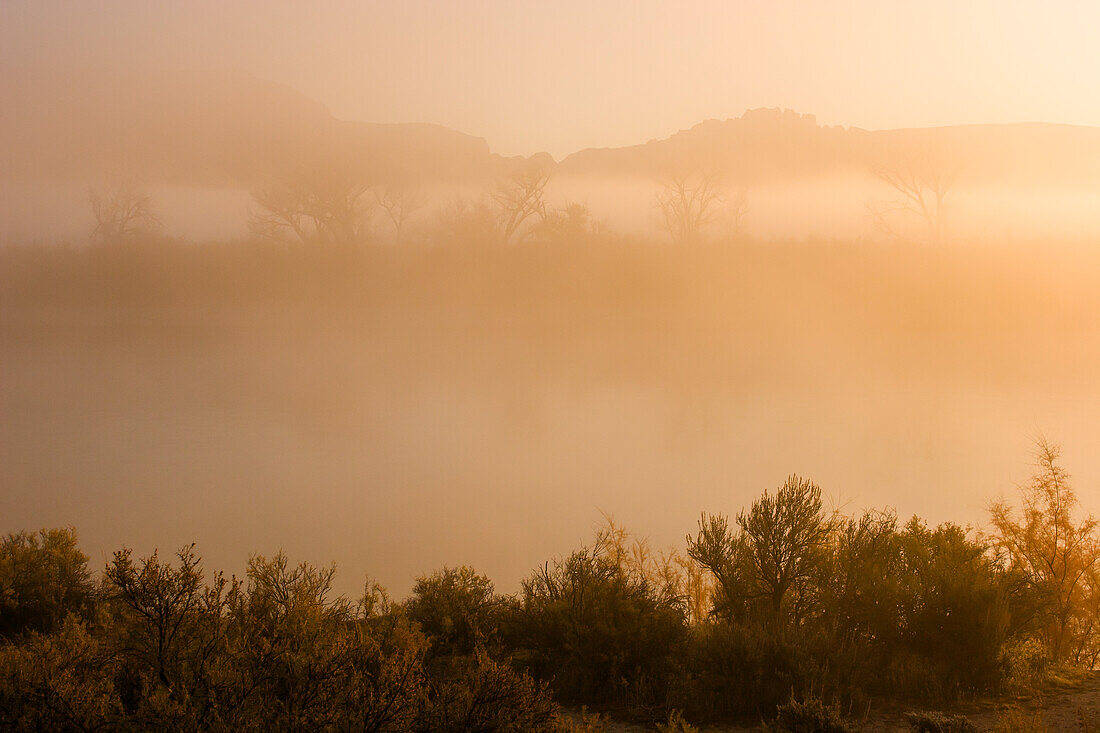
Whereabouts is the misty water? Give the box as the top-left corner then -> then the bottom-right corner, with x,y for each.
4,241 -> 1099,597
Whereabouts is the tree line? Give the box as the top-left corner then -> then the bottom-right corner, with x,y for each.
86,146 -> 962,250
2,439 -> 1096,731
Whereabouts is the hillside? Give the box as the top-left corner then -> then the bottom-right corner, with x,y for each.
560,108 -> 1100,186
0,69 -> 506,186
6,70 -> 1100,191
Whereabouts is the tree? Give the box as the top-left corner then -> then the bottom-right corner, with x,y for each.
491,163 -> 550,245
688,476 -> 833,626
654,171 -> 726,245
89,184 -> 161,244
250,165 -> 374,246
989,438 -> 1100,664
868,152 -> 957,244
375,184 -> 425,244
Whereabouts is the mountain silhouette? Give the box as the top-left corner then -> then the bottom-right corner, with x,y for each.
4,71 -> 1100,189
559,108 -> 1100,186
0,69 -> 504,186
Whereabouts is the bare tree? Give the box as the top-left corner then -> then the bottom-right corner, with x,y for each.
250,166 -> 374,246
89,185 -> 161,244
868,152 -> 958,244
654,171 -> 725,245
249,184 -> 310,243
374,184 -> 425,244
491,163 -> 550,245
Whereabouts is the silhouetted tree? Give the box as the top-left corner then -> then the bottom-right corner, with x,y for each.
89,184 -> 161,244
895,519 -> 1014,695
491,163 -> 550,245
375,183 -> 425,244
818,509 -> 905,655
250,166 -> 374,246
868,153 -> 957,244
654,172 -> 725,245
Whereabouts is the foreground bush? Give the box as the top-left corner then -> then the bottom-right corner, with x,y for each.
2,439 -> 1096,727
417,650 -> 557,732
0,618 -> 120,731
674,621 -> 824,720
0,528 -> 95,637
0,544 -> 559,732
508,536 -> 686,712
405,566 -> 504,659
767,697 -> 859,733
903,711 -> 978,733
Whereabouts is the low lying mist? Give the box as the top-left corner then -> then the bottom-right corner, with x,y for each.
3,240 -> 1099,596
5,175 -> 1100,244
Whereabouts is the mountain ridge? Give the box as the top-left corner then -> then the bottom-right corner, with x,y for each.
4,71 -> 1100,188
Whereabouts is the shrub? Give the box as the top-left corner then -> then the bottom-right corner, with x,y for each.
767,697 -> 859,733
656,709 -> 699,732
1000,637 -> 1052,693
0,618 -> 121,731
0,528 -> 95,637
226,552 -> 429,731
406,566 -> 503,658
894,520 -> 1015,696
101,543 -> 236,725
509,540 -> 686,710
903,711 -> 979,733
674,621 -> 822,721
416,649 -> 557,732
552,707 -> 611,733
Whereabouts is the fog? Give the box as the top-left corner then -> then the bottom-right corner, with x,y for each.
13,8 -> 1100,730
4,238 -> 1100,598
7,175 -> 1100,246
4,11 -> 1100,604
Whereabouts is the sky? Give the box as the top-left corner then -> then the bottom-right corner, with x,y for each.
3,0 -> 1100,158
